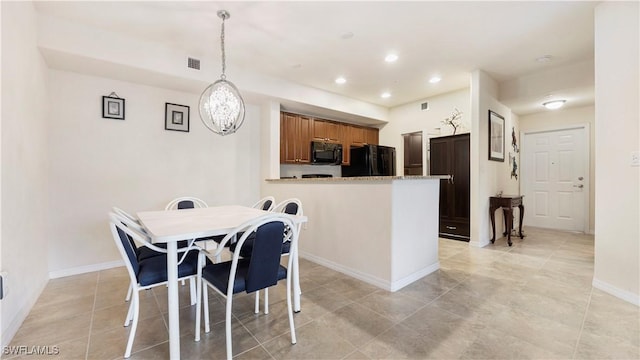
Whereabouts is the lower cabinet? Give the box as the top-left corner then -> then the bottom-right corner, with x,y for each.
429,133 -> 470,241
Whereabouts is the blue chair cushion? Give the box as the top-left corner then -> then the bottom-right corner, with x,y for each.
202,259 -> 287,295
137,246 -> 164,261
136,249 -> 203,286
230,236 -> 291,258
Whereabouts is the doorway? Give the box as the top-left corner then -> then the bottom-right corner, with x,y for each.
403,131 -> 423,175
521,126 -> 589,232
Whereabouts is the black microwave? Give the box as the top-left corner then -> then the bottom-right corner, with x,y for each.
311,141 -> 342,165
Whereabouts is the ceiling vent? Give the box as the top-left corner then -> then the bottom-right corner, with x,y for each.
188,57 -> 200,70
421,102 -> 429,111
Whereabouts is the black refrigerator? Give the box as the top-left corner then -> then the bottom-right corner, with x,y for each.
341,145 -> 396,177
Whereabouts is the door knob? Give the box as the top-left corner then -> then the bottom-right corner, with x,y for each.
578,176 -> 584,181
573,184 -> 584,188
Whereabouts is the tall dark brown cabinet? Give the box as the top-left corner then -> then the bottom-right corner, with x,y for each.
429,133 -> 470,241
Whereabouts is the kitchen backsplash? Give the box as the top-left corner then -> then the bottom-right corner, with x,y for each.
280,164 -> 342,178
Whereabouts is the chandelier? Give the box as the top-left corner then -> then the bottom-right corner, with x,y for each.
199,10 -> 245,136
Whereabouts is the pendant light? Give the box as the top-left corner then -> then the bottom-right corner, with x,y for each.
199,10 -> 245,136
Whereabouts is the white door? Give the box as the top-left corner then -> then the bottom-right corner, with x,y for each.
522,128 -> 588,232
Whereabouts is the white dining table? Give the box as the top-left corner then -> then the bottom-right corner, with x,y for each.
137,205 -> 307,359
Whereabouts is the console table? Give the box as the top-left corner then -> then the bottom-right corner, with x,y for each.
489,195 -> 525,246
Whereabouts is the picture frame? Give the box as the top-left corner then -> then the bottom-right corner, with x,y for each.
488,110 -> 505,162
102,94 -> 125,120
164,103 -> 190,132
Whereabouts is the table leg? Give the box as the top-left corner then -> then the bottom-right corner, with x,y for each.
489,206 -> 497,243
167,241 -> 181,359
518,204 -> 525,239
505,208 -> 513,246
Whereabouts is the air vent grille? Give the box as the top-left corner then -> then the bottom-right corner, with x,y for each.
188,57 -> 200,70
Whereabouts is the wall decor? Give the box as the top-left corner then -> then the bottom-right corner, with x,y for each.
165,103 -> 190,132
488,110 -> 505,162
102,92 -> 125,120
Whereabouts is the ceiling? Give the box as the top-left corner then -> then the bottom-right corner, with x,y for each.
33,1 -> 598,115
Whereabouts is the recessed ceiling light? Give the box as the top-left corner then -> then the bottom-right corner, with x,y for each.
381,92 -> 391,98
543,100 -> 566,109
335,77 -> 346,84
429,76 -> 441,84
384,54 -> 398,63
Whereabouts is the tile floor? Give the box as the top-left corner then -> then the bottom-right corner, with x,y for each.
7,227 -> 640,359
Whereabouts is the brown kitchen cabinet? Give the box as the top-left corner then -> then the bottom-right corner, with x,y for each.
364,127 -> 379,145
312,119 -> 340,143
280,111 -> 379,165
280,112 -> 312,164
429,133 -> 470,241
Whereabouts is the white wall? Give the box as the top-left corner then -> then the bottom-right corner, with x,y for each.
1,1 -> 50,346
382,88 -> 471,176
46,69 -> 262,275
470,70 -> 520,247
519,105 -> 595,233
593,2 -> 639,304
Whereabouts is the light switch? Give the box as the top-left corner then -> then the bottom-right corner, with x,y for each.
632,151 -> 640,167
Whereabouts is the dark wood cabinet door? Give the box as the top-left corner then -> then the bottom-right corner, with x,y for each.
429,133 -> 470,241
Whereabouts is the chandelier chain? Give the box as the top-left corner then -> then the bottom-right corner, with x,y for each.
220,16 -> 226,80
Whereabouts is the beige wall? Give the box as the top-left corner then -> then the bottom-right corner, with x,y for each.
470,70 -> 520,247
46,69 -> 262,274
593,2 -> 639,304
381,88 -> 471,176
1,1 -> 51,345
519,105 -> 595,233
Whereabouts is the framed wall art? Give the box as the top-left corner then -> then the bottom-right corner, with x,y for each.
488,110 -> 505,162
102,92 -> 125,120
164,103 -> 190,132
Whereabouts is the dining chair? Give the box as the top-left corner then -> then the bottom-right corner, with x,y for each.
165,196 -> 210,303
195,213 -> 298,360
109,211 -> 205,358
209,196 -> 277,260
112,207 -> 165,303
229,198 -> 303,314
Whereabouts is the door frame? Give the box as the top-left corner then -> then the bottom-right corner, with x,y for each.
520,123 -> 591,233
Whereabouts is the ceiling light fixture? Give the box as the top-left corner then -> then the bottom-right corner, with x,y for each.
198,10 -> 245,136
543,100 -> 566,110
429,76 -> 441,84
335,77 -> 346,84
384,54 -> 398,63
381,92 -> 391,98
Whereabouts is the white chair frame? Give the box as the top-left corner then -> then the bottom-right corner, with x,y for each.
251,196 -> 276,211
109,212 -> 202,358
165,196 -> 209,210
254,198 -> 303,314
165,197 -> 209,303
195,213 -> 298,360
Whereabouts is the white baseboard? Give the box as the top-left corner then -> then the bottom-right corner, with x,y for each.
1,278 -> 48,347
49,260 -> 124,279
592,278 -> 640,306
299,252 -> 439,292
389,262 -> 440,292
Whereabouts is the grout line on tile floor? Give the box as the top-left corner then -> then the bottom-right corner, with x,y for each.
572,285 -> 595,359
85,270 -> 101,360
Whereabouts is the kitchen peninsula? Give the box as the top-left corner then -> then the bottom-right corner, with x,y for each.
264,175 -> 449,291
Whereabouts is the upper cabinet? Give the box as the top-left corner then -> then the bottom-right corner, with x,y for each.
280,113 -> 312,164
280,111 -> 379,165
312,119 -> 340,143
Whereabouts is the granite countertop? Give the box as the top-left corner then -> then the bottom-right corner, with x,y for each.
265,175 -> 451,182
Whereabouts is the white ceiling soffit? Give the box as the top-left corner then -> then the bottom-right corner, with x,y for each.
33,1 -> 597,114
